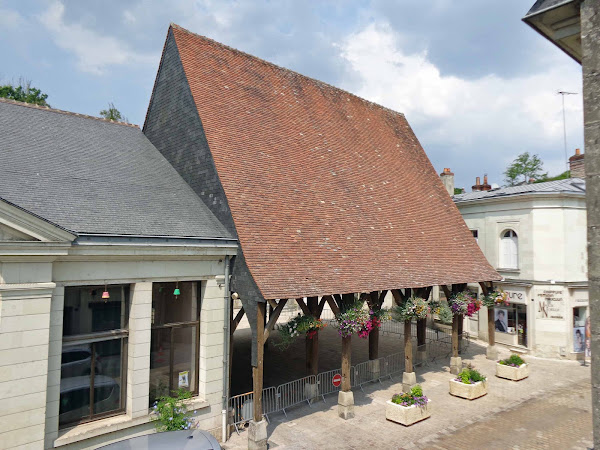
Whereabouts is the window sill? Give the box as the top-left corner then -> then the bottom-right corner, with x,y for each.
497,268 -> 520,273
54,398 -> 210,447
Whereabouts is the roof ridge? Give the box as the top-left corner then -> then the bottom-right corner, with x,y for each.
0,97 -> 140,128
169,23 -> 405,119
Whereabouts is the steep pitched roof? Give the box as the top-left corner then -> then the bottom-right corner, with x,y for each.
167,25 -> 500,298
0,98 -> 232,239
454,178 -> 585,203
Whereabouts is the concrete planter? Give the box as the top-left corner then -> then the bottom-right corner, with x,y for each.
496,363 -> 529,381
385,400 -> 432,426
449,379 -> 487,400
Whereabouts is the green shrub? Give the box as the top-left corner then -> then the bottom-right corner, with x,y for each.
152,389 -> 194,432
456,367 -> 486,384
499,354 -> 525,367
391,385 -> 428,407
438,302 -> 453,324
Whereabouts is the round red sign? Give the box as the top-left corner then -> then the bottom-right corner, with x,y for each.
332,373 -> 342,387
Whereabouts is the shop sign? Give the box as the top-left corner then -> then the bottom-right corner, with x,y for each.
505,289 -> 526,304
536,289 -> 565,319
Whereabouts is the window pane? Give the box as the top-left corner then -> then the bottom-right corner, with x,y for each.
93,339 -> 123,415
60,343 -> 92,426
171,326 -> 197,394
63,285 -> 129,336
152,282 -> 198,326
150,328 -> 171,404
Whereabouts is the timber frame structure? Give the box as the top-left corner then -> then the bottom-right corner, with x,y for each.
143,24 -> 501,448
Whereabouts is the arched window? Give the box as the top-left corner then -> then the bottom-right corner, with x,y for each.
500,230 -> 518,269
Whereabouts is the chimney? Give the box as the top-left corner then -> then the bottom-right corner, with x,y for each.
440,168 -> 455,196
569,148 -> 585,178
472,175 -> 491,192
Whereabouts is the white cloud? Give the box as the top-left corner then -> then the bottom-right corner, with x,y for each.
338,22 -> 584,182
39,1 -> 155,75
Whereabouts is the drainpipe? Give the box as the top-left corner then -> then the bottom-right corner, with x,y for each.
221,255 -> 231,443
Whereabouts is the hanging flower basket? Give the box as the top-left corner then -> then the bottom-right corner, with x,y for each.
448,291 -> 481,317
274,314 -> 327,350
336,304 -> 390,338
482,290 -> 510,308
392,296 -> 430,322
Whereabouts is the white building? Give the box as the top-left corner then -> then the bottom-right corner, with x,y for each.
448,154 -> 588,359
0,99 -> 237,449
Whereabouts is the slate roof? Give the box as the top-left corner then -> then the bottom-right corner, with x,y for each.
0,98 -> 232,239
524,0 -> 575,18
454,178 -> 585,203
167,25 -> 500,299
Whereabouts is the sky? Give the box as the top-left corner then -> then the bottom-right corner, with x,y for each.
0,0 -> 584,189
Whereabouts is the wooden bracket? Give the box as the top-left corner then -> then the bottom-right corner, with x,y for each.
295,298 -> 312,316
326,295 -> 342,316
264,299 -> 288,341
231,307 -> 245,334
317,296 -> 328,318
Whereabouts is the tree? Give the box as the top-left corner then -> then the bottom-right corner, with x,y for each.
0,79 -> 49,106
504,152 -> 547,186
100,103 -> 127,122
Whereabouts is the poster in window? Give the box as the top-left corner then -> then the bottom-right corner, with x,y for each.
495,308 -> 508,333
574,327 -> 585,353
178,371 -> 189,388
586,316 -> 591,357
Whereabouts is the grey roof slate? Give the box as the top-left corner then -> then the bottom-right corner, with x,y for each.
524,0 -> 575,18
454,178 -> 585,203
0,99 -> 232,239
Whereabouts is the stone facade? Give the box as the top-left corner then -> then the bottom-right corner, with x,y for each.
454,185 -> 588,359
0,201 -> 236,449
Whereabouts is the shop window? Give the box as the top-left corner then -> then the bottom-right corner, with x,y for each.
494,303 -> 527,347
499,229 -> 518,269
60,285 -> 129,428
573,307 -> 588,353
150,282 -> 200,405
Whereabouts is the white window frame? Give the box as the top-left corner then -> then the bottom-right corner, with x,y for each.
499,229 -> 519,269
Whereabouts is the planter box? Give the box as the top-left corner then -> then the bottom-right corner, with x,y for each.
496,363 -> 529,381
385,400 -> 432,426
449,379 -> 487,400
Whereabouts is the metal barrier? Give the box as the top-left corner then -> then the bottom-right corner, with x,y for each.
351,358 -> 385,390
229,330 -> 472,431
316,368 -> 342,401
229,391 -> 254,434
277,375 -> 316,416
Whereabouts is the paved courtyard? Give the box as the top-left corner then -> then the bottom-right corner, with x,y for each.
225,335 -> 592,450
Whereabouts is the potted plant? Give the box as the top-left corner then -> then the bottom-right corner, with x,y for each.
448,291 -> 482,317
496,354 -> 529,381
385,385 -> 431,426
449,366 -> 487,400
274,314 -> 327,349
336,302 -> 390,339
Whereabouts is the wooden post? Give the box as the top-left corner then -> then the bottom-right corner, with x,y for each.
253,302 -> 266,422
417,318 -> 426,348
368,291 -> 380,361
452,314 -> 459,358
457,313 -> 464,354
306,296 -> 319,376
341,335 -> 351,391
404,320 -> 413,373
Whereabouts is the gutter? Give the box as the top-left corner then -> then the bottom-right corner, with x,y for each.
221,255 -> 231,442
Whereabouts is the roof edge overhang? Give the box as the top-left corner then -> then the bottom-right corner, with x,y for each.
522,0 -> 582,63
74,233 -> 238,248
453,190 -> 586,205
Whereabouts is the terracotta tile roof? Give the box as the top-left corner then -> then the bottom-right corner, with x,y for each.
171,24 -> 500,299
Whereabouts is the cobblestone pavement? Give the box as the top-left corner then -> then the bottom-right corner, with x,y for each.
224,345 -> 592,450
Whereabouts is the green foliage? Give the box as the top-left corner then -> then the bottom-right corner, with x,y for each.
454,187 -> 464,195
0,79 -> 49,106
504,152 -> 547,186
535,170 -> 570,183
274,314 -> 326,350
392,296 -> 429,322
456,367 -> 486,384
437,301 -> 453,324
151,389 -> 194,432
391,385 -> 428,407
100,102 -> 127,122
499,354 -> 525,367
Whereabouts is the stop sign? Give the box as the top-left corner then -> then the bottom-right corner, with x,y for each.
332,373 -> 342,387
